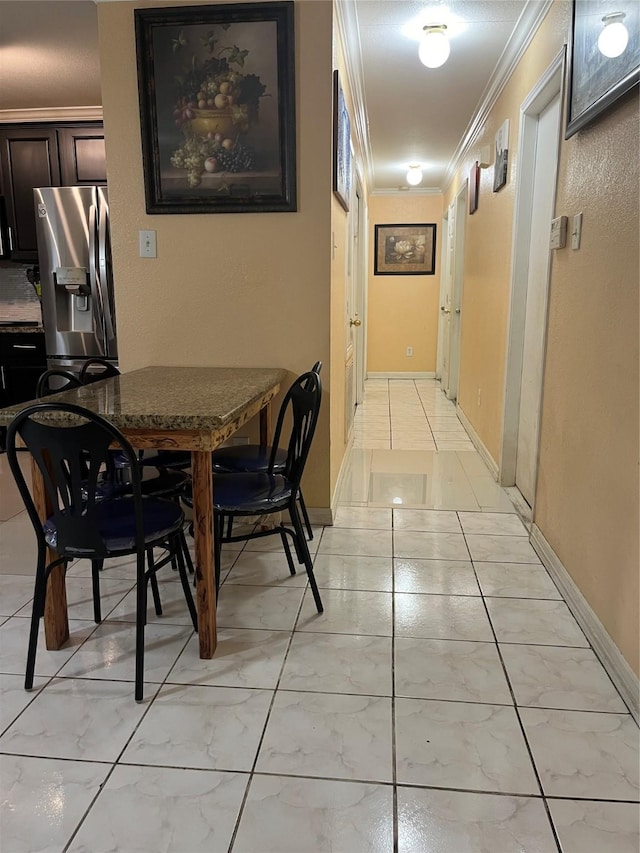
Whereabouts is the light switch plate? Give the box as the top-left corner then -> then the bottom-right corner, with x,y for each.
139,230 -> 157,258
571,212 -> 583,250
550,216 -> 567,249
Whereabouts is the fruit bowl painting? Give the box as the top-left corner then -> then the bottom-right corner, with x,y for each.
135,2 -> 296,214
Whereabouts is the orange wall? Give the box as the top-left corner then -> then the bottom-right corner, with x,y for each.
367,194 -> 443,373
444,0 -> 639,675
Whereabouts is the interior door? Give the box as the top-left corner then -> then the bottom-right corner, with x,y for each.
515,93 -> 561,505
439,203 -> 455,394
446,185 -> 467,401
344,160 -> 360,441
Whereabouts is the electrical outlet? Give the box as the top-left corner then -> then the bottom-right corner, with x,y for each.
139,230 -> 157,258
477,388 -> 482,407
406,346 -> 413,357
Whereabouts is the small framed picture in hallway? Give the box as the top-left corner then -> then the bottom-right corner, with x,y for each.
374,223 -> 436,275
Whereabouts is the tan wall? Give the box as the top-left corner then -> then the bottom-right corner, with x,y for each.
537,92 -> 639,674
97,0 -> 334,509
367,194 -> 443,373
445,0 -> 639,675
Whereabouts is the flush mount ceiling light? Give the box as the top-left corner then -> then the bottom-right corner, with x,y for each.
406,164 -> 423,185
418,24 -> 450,68
597,12 -> 629,58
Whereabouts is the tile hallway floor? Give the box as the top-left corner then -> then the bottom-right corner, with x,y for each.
0,378 -> 638,852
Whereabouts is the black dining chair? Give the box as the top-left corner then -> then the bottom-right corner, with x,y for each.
36,369 -> 82,398
6,402 -> 197,702
78,357 -> 121,384
210,361 -> 322,540
78,359 -> 196,579
185,369 -> 323,610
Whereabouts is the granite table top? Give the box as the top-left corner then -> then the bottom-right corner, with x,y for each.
0,366 -> 288,434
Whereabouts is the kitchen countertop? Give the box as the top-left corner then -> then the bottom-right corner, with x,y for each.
0,365 -> 289,433
0,324 -> 44,333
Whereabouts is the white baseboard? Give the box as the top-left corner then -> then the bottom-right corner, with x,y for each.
456,405 -> 499,480
366,372 -> 436,380
307,507 -> 333,526
530,524 -> 639,724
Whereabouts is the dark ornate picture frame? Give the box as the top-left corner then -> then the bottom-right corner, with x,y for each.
333,70 -> 351,212
469,162 -> 479,214
135,1 -> 296,213
374,223 -> 437,276
566,0 -> 639,138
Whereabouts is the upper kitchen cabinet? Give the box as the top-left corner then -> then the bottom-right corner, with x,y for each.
0,123 -> 105,262
58,127 -> 107,186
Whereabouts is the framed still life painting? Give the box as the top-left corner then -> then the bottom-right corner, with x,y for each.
134,1 -> 297,213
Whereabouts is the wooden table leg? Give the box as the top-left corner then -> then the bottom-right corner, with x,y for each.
260,400 -> 272,447
31,456 -> 69,650
191,450 -> 217,658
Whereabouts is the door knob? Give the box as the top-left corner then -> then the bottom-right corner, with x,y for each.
455,308 -> 461,314
440,307 -> 451,314
350,318 -> 362,327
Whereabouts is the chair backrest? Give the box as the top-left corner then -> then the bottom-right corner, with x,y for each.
269,370 -> 322,488
79,358 -> 120,385
36,369 -> 82,398
6,402 -> 143,559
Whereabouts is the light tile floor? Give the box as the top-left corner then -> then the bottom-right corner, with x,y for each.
0,378 -> 638,852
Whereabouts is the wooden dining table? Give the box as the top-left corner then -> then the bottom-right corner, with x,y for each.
0,365 -> 288,658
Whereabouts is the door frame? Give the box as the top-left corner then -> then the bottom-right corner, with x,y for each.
500,49 -> 565,496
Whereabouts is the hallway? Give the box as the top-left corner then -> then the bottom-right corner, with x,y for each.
0,379 -> 638,851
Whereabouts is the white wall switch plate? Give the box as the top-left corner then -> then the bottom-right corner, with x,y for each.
550,216 -> 567,249
139,230 -> 157,258
571,212 -> 583,250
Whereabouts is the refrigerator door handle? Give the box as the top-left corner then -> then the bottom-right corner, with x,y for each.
97,197 -> 115,345
88,202 -> 106,354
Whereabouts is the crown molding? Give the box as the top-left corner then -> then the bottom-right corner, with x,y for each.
442,0 -> 554,193
334,0 -> 374,195
0,106 -> 104,124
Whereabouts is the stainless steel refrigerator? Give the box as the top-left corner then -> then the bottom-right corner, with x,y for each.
34,186 -> 117,377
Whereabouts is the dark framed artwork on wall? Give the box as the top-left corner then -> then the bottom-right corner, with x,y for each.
566,0 -> 639,138
333,70 -> 351,211
374,223 -> 437,275
134,1 -> 297,213
469,162 -> 480,214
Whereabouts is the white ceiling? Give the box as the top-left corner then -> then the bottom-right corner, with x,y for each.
354,0 -> 528,190
0,0 -> 532,192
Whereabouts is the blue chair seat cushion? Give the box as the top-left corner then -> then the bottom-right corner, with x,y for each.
43,497 -> 184,554
211,444 -> 287,473
184,472 -> 292,515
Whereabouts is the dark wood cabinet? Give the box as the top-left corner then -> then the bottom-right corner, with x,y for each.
0,332 -> 46,408
58,127 -> 107,186
0,123 -> 105,262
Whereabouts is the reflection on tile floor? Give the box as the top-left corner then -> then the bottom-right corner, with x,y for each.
0,379 -> 638,852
